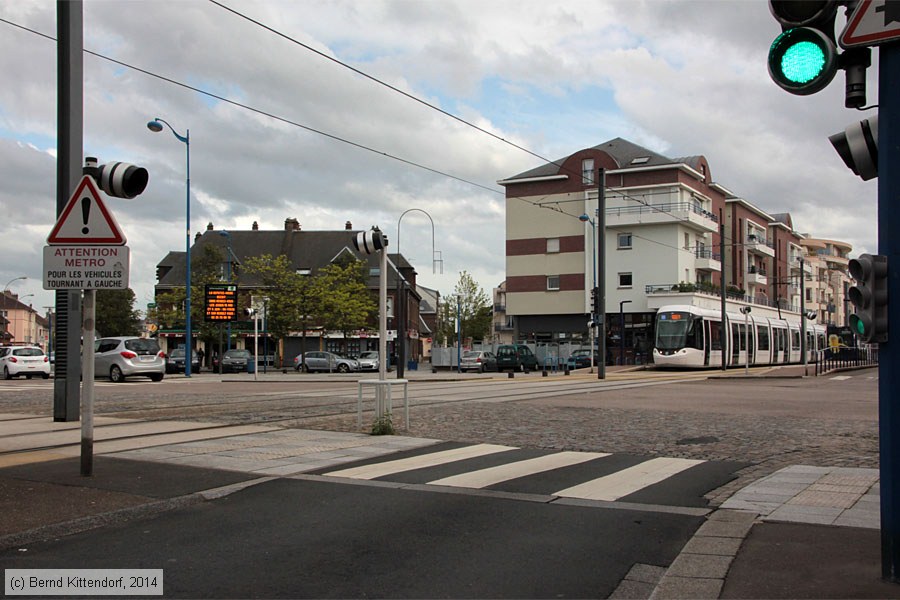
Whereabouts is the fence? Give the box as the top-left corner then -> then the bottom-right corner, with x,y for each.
814,346 -> 878,375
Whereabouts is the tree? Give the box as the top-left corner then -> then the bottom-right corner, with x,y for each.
313,258 -> 377,341
437,271 -> 491,345
95,288 -> 141,337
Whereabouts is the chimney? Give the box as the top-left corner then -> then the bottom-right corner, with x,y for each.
195,232 -> 201,242
345,221 -> 352,230
207,222 -> 214,231
252,221 -> 259,231
284,217 -> 300,231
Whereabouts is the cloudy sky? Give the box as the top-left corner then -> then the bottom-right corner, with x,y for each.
0,0 -> 878,314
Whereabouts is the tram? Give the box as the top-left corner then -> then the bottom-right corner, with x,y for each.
653,304 -> 827,369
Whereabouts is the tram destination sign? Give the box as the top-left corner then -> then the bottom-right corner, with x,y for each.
205,284 -> 238,322
42,245 -> 130,290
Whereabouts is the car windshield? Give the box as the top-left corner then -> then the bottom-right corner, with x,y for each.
655,312 -> 695,351
572,350 -> 591,357
12,348 -> 44,357
225,350 -> 250,358
170,349 -> 185,358
462,351 -> 479,359
124,338 -> 160,355
360,352 -> 378,359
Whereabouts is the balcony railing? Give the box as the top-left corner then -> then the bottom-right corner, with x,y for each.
695,249 -> 721,261
606,202 -> 718,223
645,283 -> 800,312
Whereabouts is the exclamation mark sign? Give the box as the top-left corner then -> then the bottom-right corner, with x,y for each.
81,197 -> 90,235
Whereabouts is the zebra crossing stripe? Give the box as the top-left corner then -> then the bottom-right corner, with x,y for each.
323,443 -> 517,480
553,457 -> 705,501
428,451 -> 610,489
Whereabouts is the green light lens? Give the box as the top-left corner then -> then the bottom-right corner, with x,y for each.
851,315 -> 866,336
780,41 -> 826,83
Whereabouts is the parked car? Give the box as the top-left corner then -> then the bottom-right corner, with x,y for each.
495,344 -> 538,372
460,350 -> 498,373
94,337 -> 165,383
166,348 -> 200,374
1,346 -> 51,380
357,351 -> 380,372
220,349 -> 252,373
294,351 -> 360,373
567,349 -> 600,369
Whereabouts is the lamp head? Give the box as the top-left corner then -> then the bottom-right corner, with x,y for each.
578,214 -> 590,223
147,120 -> 163,133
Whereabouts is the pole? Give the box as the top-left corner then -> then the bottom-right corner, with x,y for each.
718,218 -> 727,370
54,1 -> 83,422
744,309 -> 750,376
457,295 -> 462,374
801,256 -> 808,373
597,168 -> 606,380
253,310 -> 258,382
879,42 -> 900,583
619,300 -> 632,366
80,289 -> 94,476
379,247 -> 387,381
184,129 -> 191,377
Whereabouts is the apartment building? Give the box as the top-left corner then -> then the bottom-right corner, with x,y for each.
499,137 -> 855,363
799,236 -> 853,327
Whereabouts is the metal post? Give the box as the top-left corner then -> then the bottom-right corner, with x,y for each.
80,289 -> 94,476
184,129 -> 192,376
879,42 -> 900,583
54,1 -> 83,422
619,300 -> 632,366
253,310 -> 258,382
720,219 -> 728,370
801,256 -> 808,372
457,295 -> 462,374
597,168 -> 606,380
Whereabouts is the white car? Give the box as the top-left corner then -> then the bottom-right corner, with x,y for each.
94,337 -> 165,383
1,346 -> 51,380
357,351 -> 380,371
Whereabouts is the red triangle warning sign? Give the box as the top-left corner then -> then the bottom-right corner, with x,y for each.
47,176 -> 127,245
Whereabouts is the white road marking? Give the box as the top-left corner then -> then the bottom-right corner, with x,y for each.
428,451 -> 610,489
831,375 -> 852,381
553,457 -> 705,501
323,443 -> 517,480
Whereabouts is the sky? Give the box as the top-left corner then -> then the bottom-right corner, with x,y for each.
0,0 -> 879,316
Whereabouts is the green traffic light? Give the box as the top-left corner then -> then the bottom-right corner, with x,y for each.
851,315 -> 866,337
780,40 -> 826,83
767,27 -> 836,95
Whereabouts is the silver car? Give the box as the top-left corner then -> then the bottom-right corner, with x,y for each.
357,351 -> 380,372
94,337 -> 165,383
294,351 -> 360,373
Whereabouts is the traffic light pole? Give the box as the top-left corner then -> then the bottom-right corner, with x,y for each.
878,42 -> 900,583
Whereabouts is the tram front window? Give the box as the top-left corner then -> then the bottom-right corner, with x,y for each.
655,312 -> 701,351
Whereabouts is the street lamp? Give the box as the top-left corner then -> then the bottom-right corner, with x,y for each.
147,117 -> 191,377
3,276 -> 26,295
579,213 -> 597,371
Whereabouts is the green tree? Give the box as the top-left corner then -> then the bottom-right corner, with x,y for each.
313,259 -> 377,340
448,271 -> 491,343
95,288 -> 141,336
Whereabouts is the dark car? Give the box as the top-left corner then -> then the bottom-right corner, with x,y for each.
495,344 -> 538,372
166,348 -> 200,374
567,349 -> 600,369
220,349 -> 252,373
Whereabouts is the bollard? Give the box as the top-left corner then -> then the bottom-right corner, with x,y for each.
508,372 -> 514,379
542,370 -> 548,377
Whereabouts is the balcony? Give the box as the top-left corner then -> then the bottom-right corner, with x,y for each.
747,266 -> 768,286
746,235 -> 775,258
605,202 -> 718,233
694,249 -> 721,272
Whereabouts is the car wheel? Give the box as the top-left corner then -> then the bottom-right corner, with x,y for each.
25,374 -> 32,379
301,364 -> 309,373
42,373 -> 50,379
3,367 -> 10,380
149,373 -> 163,382
479,365 -> 485,373
337,363 -> 350,373
109,365 -> 125,383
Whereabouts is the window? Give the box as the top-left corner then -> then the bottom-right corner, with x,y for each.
618,272 -> 633,288
684,233 -> 690,250
546,238 -> 560,253
582,159 -> 594,184
617,233 -> 632,249
547,276 -> 560,291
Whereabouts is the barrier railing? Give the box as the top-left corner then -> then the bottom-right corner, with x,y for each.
815,346 -> 878,375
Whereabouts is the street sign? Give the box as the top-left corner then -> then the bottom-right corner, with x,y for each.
47,175 -> 127,245
205,284 -> 238,322
42,245 -> 130,290
840,0 -> 900,48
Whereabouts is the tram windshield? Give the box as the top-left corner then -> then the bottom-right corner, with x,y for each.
655,311 -> 700,351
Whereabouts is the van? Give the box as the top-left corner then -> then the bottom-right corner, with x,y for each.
495,344 -> 537,372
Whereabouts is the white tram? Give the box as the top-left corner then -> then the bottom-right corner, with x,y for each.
653,304 -> 827,369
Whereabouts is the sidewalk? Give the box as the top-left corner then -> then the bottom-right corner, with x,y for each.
1,413 -> 896,599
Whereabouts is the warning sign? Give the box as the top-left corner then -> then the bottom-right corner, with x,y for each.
47,176 -> 127,245
205,284 -> 238,322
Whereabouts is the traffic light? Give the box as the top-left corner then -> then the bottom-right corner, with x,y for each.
83,157 -> 149,199
767,1 -> 839,96
352,227 -> 387,255
848,253 -> 888,343
829,114 -> 878,181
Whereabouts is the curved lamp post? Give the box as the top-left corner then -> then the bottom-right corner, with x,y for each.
396,209 -> 439,378
3,276 -> 26,295
147,118 -> 191,377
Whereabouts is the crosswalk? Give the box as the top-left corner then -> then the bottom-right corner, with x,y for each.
319,442 -> 742,509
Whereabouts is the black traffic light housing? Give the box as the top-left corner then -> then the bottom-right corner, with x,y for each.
352,227 -> 387,255
768,1 -> 870,106
83,157 -> 149,199
829,114 -> 878,180
848,253 -> 888,343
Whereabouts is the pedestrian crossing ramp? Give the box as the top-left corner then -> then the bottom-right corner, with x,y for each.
314,442 -> 747,511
